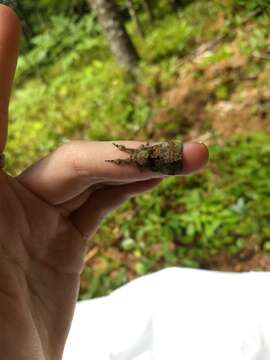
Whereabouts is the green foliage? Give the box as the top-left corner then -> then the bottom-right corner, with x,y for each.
15,0 -> 87,28
9,56 -> 153,172
233,0 -> 270,12
143,15 -> 196,61
239,25 -> 269,57
8,0 -> 270,299
16,14 -> 102,82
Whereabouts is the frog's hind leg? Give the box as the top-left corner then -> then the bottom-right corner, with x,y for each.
112,143 -> 136,154
105,158 -> 132,166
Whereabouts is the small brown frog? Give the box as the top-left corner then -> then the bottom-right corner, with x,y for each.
105,141 -> 184,175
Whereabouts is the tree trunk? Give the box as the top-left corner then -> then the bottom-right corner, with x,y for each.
142,0 -> 155,23
89,0 -> 139,71
127,0 -> 144,38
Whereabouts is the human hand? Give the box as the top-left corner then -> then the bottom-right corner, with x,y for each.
0,5 -> 208,360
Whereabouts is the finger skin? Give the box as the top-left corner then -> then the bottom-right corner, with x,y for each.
18,141 -> 209,205
181,142 -> 209,175
57,189 -> 92,216
0,5 -> 21,151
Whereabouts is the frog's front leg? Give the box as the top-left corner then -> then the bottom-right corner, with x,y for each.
138,142 -> 151,150
112,143 -> 136,155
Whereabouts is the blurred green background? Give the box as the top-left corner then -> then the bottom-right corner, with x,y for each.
6,0 -> 270,298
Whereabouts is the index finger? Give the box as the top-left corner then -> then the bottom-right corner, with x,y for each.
0,5 -> 21,151
18,141 -> 209,204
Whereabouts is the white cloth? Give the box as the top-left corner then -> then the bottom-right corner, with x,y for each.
64,268 -> 270,360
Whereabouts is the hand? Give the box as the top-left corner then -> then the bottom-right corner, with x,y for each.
0,5 -> 208,360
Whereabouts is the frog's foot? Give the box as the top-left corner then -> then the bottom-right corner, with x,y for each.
112,143 -> 136,154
